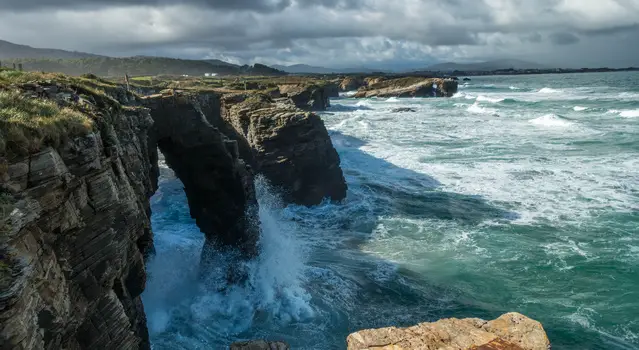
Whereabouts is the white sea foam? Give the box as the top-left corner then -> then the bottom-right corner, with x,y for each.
573,106 -> 588,111
529,114 -> 573,127
606,109 -> 639,118
538,87 -> 562,94
385,97 -> 400,102
341,91 -> 357,97
144,176 -> 313,338
620,109 -> 639,118
509,86 -> 521,90
476,95 -> 505,103
467,102 -> 497,114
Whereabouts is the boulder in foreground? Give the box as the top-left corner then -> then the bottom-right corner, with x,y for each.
347,312 -> 550,350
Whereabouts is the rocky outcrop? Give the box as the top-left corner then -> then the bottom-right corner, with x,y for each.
1,83 -> 155,349
141,93 -> 260,257
278,84 -> 330,111
391,107 -> 417,113
323,82 -> 340,98
354,77 -> 458,98
347,312 -> 550,350
340,77 -> 365,91
230,340 -> 290,350
222,94 -> 347,206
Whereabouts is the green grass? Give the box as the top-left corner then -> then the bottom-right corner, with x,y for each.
0,90 -> 94,159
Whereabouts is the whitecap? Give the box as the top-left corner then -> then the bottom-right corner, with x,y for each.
476,95 -> 505,103
385,97 -> 400,102
620,109 -> 639,118
509,86 -> 521,90
341,91 -> 357,97
573,106 -> 588,112
529,114 -> 573,127
467,103 -> 496,115
538,87 -> 562,94
606,109 -> 639,118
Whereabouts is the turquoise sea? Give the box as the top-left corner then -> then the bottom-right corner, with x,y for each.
144,72 -> 639,350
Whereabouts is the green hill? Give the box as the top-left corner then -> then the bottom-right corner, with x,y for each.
3,57 -> 286,77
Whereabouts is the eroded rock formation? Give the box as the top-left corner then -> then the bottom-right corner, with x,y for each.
221,94 -> 347,206
340,76 -> 365,91
347,312 -> 550,350
278,84 -> 330,111
354,77 -> 458,98
142,93 -> 260,257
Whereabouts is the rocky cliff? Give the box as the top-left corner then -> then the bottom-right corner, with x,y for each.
277,84 -> 330,111
221,93 -> 347,206
0,76 -> 265,349
1,81 -> 155,349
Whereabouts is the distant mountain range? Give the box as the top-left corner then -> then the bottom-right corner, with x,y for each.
273,59 -> 547,74
0,39 -> 100,60
0,39 -> 286,76
0,39 -> 549,76
271,64 -> 381,74
423,59 -> 548,72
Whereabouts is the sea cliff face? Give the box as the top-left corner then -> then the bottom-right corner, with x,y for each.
1,82 -> 155,349
0,74 -> 348,349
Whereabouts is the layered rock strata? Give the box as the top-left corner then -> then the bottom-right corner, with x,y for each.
1,83 -> 155,350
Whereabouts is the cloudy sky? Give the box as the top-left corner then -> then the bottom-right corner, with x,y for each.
0,0 -> 638,69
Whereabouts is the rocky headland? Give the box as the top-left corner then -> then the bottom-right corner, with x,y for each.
0,70 -> 544,349
353,77 -> 458,98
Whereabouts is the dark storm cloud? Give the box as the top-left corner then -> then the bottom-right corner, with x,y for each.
0,0 -> 294,12
549,32 -> 580,45
0,0 -> 637,68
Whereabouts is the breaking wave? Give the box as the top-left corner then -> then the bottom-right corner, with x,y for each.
529,114 -> 574,127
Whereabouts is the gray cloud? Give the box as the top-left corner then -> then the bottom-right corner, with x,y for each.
549,32 -> 580,45
0,0 -> 637,68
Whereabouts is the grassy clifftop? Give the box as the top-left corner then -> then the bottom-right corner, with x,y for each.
0,70 -> 129,160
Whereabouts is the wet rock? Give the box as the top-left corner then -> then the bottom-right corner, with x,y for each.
391,107 -> 417,113
347,312 -> 550,350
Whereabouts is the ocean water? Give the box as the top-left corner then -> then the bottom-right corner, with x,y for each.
143,72 -> 639,350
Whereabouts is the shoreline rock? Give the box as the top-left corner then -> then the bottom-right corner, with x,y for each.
354,77 -> 458,98
347,312 -> 550,350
